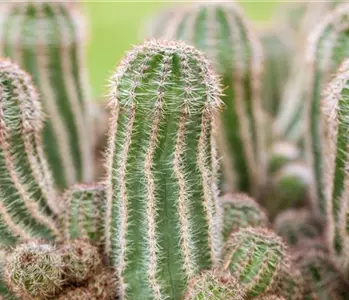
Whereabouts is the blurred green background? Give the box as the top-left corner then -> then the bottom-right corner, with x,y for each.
83,2 -> 280,99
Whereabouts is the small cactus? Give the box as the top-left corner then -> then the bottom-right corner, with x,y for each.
255,295 -> 286,300
104,40 -> 223,299
0,59 -> 60,244
275,264 -> 304,300
305,4 -> 349,219
0,2 -> 94,189
151,2 -> 267,195
60,239 -> 101,284
63,184 -> 105,244
274,209 -> 322,246
220,193 -> 268,240
86,268 -> 117,300
221,227 -> 287,298
3,240 -> 65,299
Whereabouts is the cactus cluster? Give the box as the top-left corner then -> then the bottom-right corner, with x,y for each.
1,1 -> 349,300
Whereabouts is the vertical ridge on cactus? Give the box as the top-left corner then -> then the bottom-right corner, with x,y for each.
151,2 -> 267,195
0,59 -> 60,244
63,184 -> 105,244
0,1 -> 94,190
305,4 -> 349,219
104,39 -> 223,299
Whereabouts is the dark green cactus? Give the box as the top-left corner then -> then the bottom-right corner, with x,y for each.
221,193 -> 268,240
0,59 -> 60,244
63,184 -> 105,244
150,2 -> 267,195
221,227 -> 287,298
104,40 -> 223,299
305,4 -> 349,219
0,2 -> 94,190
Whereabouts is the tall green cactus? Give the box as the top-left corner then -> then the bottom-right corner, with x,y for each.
104,40 -> 223,299
221,227 -> 287,298
0,2 -> 94,190
0,59 -> 60,245
63,184 -> 105,244
150,3 -> 267,195
321,58 -> 349,260
305,4 -> 349,219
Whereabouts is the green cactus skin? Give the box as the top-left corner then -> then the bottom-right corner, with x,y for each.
0,59 -> 61,244
151,3 -> 267,195
104,40 -> 223,300
183,270 -> 245,300
322,58 -> 349,260
221,227 -> 287,298
274,209 -> 322,246
292,240 -> 349,300
3,240 -> 65,299
63,184 -> 105,244
0,2 -> 94,190
305,4 -> 349,219
220,193 -> 268,240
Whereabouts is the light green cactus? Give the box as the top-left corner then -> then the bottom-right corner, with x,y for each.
104,40 -> 223,299
0,2 -> 94,190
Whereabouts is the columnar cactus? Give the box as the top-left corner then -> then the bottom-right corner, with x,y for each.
274,209 -> 322,246
221,227 -> 287,298
221,193 -> 268,240
151,2 -> 267,195
183,270 -> 245,300
104,40 -> 223,299
0,59 -> 60,244
0,2 -> 94,189
63,184 -> 105,244
305,4 -> 349,218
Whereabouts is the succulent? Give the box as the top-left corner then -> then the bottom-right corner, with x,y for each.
3,240 -> 65,299
221,193 -> 268,240
150,2 -> 267,195
255,295 -> 286,300
268,142 -> 300,174
104,40 -> 223,299
0,1 -> 94,189
221,227 -> 287,298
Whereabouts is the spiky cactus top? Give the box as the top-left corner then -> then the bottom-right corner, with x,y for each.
0,59 -> 60,245
104,40 -> 223,299
151,2 -> 266,195
0,1 -> 94,189
305,4 -> 349,219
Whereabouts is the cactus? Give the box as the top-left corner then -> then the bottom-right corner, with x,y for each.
3,240 -> 65,299
0,2 -> 94,190
221,227 -> 287,298
63,184 -> 105,244
150,2 -> 267,195
275,265 -> 303,300
60,239 -> 101,284
104,40 -> 223,299
321,59 -> 349,261
268,142 -> 300,174
183,270 -> 245,300
274,209 -> 322,246
220,193 -> 268,240
304,4 -> 349,219
256,295 -> 286,300
0,59 -> 60,244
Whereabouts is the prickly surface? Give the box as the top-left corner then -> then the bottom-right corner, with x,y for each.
105,40 -> 223,299
0,2 -> 94,189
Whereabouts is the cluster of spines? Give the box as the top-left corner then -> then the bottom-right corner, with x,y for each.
305,4 -> 349,219
150,2 -> 267,196
0,1 -> 94,190
0,59 -> 60,245
104,39 -> 223,299
63,184 -> 105,244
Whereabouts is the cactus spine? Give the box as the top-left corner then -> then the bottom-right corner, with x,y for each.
0,59 -> 60,244
221,227 -> 287,298
63,184 -> 105,244
0,2 -> 94,189
152,3 -> 266,195
104,40 -> 223,299
305,4 -> 349,218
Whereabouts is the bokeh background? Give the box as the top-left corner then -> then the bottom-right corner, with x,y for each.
83,2 -> 280,99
